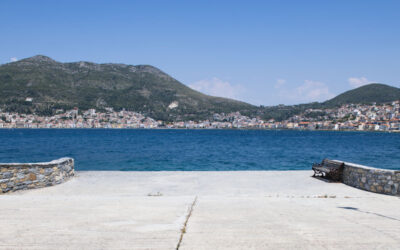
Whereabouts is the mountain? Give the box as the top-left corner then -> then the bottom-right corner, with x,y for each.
324,83 -> 400,107
0,55 -> 256,121
1,55 -> 399,122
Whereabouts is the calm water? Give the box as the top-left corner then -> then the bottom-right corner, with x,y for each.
0,129 -> 399,171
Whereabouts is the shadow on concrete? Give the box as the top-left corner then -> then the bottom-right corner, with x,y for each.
338,206 -> 400,222
311,176 -> 336,183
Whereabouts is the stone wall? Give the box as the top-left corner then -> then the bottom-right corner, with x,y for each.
0,158 -> 74,194
341,161 -> 400,196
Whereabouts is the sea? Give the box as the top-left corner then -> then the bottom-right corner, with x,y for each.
0,129 -> 399,171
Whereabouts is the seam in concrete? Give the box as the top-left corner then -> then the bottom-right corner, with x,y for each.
176,196 -> 197,250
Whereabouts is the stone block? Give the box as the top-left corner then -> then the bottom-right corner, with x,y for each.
23,180 -> 32,185
2,172 -> 13,179
28,173 -> 36,181
62,165 -> 72,172
44,168 -> 53,176
16,172 -> 26,179
384,184 -> 391,193
393,183 -> 399,194
377,175 -> 386,180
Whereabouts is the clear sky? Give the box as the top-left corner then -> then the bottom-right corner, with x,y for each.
1,0 -> 399,106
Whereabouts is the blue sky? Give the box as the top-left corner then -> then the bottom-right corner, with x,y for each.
1,0 -> 399,105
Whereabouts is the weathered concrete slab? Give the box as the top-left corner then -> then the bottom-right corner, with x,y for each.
0,195 -> 194,249
0,171 -> 399,249
180,196 -> 400,250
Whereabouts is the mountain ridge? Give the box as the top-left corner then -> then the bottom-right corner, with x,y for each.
1,55 -> 399,121
0,55 -> 255,121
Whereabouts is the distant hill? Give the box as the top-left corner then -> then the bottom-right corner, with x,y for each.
324,83 -> 400,107
0,55 -> 256,121
258,83 -> 400,121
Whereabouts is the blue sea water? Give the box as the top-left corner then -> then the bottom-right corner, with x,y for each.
0,129 -> 399,171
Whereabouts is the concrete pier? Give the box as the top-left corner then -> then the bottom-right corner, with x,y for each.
1,171 -> 399,249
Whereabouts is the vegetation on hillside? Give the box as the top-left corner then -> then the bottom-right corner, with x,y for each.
0,55 -> 255,121
1,56 -> 399,122
323,83 -> 400,107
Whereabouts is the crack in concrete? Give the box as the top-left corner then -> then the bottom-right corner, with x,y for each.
176,196 -> 197,250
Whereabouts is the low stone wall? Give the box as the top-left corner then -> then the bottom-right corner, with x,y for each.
0,158 -> 74,194
341,161 -> 400,196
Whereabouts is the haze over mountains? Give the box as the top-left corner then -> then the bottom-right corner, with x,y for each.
0,56 -> 399,121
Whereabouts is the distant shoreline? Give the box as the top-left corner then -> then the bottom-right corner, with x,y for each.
0,127 -> 399,133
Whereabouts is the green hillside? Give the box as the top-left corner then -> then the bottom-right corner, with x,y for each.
324,83 -> 400,107
1,55 -> 399,122
0,55 -> 256,121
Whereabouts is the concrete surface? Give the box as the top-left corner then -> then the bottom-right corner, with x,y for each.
0,171 -> 400,249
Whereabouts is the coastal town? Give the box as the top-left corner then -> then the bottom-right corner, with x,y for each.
0,101 -> 399,131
